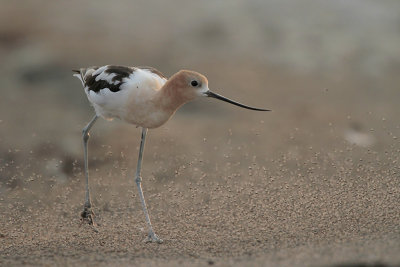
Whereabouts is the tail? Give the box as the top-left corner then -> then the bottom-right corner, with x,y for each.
72,68 -> 85,86
73,66 -> 100,87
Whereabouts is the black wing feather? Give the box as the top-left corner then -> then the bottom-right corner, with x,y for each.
84,65 -> 134,93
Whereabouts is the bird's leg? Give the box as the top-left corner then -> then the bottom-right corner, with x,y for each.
81,115 -> 98,225
134,128 -> 163,243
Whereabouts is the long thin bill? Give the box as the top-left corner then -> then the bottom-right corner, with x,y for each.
205,91 -> 271,111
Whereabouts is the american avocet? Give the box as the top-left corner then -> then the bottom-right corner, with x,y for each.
73,65 -> 270,243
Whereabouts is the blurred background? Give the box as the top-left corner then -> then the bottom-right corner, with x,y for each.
1,0 -> 400,266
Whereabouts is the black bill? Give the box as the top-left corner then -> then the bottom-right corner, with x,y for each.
204,91 -> 271,111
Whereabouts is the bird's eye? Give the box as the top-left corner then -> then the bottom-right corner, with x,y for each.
190,80 -> 199,87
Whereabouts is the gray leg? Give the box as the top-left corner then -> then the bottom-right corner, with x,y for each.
135,128 -> 163,243
81,115 -> 98,225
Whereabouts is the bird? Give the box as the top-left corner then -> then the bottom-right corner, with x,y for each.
73,65 -> 270,243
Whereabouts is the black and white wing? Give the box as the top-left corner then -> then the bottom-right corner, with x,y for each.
73,65 -> 167,120
73,65 -> 136,93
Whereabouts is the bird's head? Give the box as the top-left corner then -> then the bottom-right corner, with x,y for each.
164,70 -> 271,111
